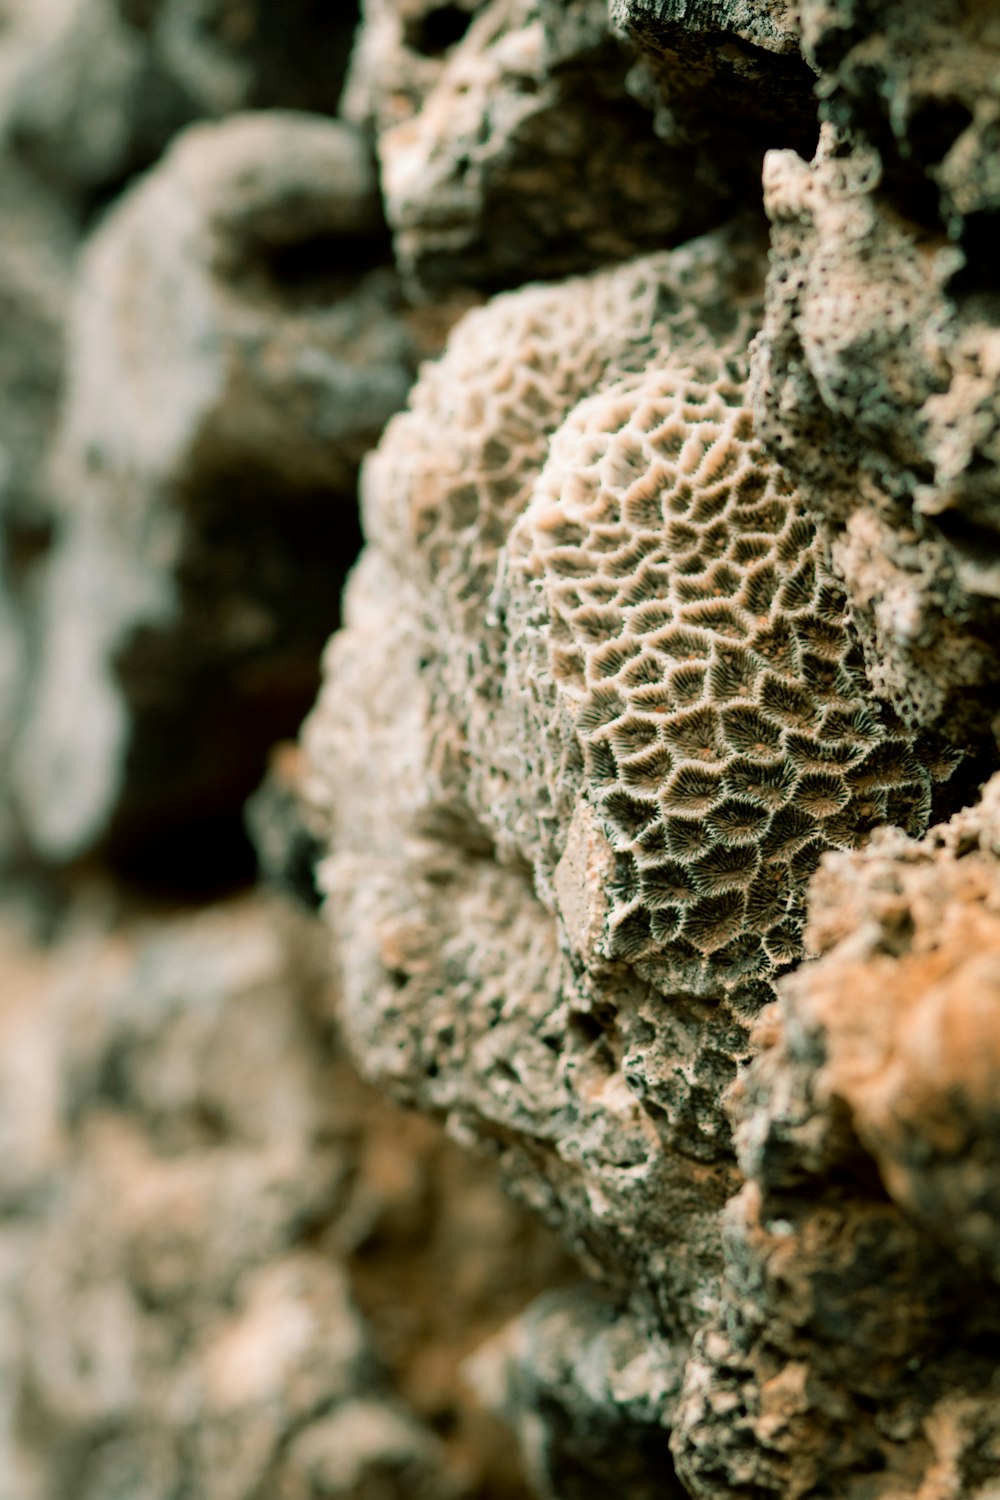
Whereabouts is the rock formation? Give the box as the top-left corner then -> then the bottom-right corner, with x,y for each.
13,111 -> 419,878
1,0 -> 1000,1496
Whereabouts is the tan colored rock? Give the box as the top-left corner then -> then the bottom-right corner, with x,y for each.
679,776 -> 1000,1497
740,770 -> 1000,1282
0,891 -> 567,1500
301,223 -> 952,1375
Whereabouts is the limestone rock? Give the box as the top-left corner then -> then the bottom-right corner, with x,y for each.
344,0 -> 737,295
608,0 -> 818,162
750,1 -> 1000,750
674,775 -> 1000,1496
301,225 -> 951,1361
739,769 -> 1000,1285
13,112 -> 419,875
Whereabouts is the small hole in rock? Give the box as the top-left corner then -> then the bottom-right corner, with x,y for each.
405,5 -> 474,57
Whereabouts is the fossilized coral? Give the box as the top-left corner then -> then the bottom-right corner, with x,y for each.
505,365 -> 932,996
303,229 -> 953,1360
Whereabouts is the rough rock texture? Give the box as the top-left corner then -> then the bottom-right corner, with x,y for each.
344,0 -> 743,295
474,1286 -> 686,1500
1,0 -> 359,202
751,1 -> 1000,751
0,892 -> 569,1500
673,773 -> 1000,1498
301,219 -> 965,1421
305,229 -> 768,1330
3,1 -> 1000,1496
609,0 -> 818,163
14,111 -> 420,876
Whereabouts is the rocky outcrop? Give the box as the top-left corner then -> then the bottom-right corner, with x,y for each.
676,773 -> 1000,1497
2,0 -> 1000,1496
299,207 -> 997,1495
343,0 -> 743,295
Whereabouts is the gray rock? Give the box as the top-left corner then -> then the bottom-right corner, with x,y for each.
14,112 -> 419,874
3,0 -> 359,201
474,1286 -> 686,1500
750,1 -> 1000,752
345,0 -> 738,296
608,0 -> 818,162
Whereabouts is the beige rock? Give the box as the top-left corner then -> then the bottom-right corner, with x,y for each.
690,777 -> 1000,1497
0,891 -> 566,1499
302,223 -> 950,1380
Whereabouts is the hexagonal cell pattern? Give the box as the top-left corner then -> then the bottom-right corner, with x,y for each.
508,366 -> 932,993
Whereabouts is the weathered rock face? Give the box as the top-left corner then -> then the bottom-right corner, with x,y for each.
751,1 -> 1000,752
677,772 -> 1000,1498
344,0 -> 745,296
13,112 -> 420,878
608,0 -> 818,165
0,892 -> 569,1500
2,1 -> 1000,1496
300,216 -> 969,1396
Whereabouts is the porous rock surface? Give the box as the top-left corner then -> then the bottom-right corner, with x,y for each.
344,0 -> 741,295
751,0 -> 1000,751
679,773 -> 1000,1498
300,217 -> 993,1491
609,0 -> 817,167
13,111 -> 420,874
0,891 -> 568,1500
2,0 -> 1000,1496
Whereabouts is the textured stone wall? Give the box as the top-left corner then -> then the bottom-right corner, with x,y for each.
1,2 -> 999,1497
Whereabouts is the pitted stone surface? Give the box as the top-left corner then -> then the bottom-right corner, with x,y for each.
345,0 -> 736,294
303,234 -> 942,1356
506,366 -> 930,996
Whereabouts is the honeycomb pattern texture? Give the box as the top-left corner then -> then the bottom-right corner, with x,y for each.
303,229 -> 944,1355
504,365 -> 932,999
359,221 -> 770,868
